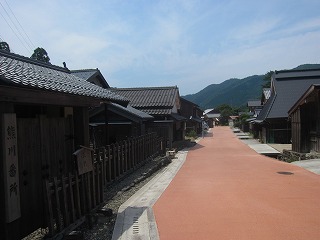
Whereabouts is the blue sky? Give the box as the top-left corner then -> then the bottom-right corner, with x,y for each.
1,0 -> 320,95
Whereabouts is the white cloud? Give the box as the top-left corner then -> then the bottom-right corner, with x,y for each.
2,0 -> 320,96
280,17 -> 320,36
231,18 -> 281,41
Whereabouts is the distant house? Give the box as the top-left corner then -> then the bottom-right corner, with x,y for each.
203,108 -> 220,127
255,69 -> 320,144
246,100 -> 262,134
89,102 -> 153,147
111,86 -> 186,148
72,69 -> 154,146
288,84 -> 320,153
228,115 -> 239,128
247,100 -> 262,117
71,68 -> 110,88
180,97 -> 203,134
0,50 -> 128,239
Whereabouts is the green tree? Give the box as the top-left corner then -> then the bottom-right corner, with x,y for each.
261,71 -> 274,104
263,71 -> 274,88
216,104 -> 234,125
0,42 -> 10,52
31,47 -> 50,63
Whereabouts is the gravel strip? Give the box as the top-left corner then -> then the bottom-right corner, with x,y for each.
80,155 -> 172,240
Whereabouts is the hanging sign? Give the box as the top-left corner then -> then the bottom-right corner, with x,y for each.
2,113 -> 21,223
73,146 -> 93,175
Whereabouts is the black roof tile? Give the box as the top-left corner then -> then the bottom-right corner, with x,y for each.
0,50 -> 128,104
111,86 -> 179,115
71,69 -> 97,80
110,103 -> 153,120
257,69 -> 320,121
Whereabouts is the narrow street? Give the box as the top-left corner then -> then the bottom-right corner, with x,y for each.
153,126 -> 320,240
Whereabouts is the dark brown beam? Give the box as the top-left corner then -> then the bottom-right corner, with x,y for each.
0,85 -> 102,107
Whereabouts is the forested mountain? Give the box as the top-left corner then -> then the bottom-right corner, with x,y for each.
182,64 -> 320,110
183,75 -> 264,109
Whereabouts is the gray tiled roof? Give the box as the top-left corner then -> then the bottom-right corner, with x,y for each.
111,86 -> 179,115
190,116 -> 202,123
71,69 -> 97,80
0,50 -> 127,104
288,84 -> 320,115
71,68 -> 110,89
256,69 -> 320,121
247,100 -> 261,107
110,103 -> 153,120
138,108 -> 172,115
171,113 -> 187,121
111,87 -> 178,108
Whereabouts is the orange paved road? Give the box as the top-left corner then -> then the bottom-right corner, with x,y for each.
153,127 -> 320,240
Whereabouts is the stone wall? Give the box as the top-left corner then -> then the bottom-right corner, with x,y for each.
278,149 -> 320,163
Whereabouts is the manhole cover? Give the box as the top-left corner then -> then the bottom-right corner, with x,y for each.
277,171 -> 294,175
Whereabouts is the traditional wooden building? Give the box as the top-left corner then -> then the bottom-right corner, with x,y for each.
72,69 -> 154,146
203,108 -> 220,127
89,102 -> 153,147
0,50 -> 128,240
111,86 -> 186,148
180,97 -> 203,134
71,68 -> 110,88
255,69 -> 320,144
289,84 -> 320,153
247,100 -> 262,117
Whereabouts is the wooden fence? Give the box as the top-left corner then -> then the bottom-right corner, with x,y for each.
44,132 -> 164,237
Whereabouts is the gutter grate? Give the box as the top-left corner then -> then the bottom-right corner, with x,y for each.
132,216 -> 139,234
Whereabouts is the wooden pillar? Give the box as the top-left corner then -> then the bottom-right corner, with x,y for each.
140,122 -> 146,135
73,107 -> 90,148
168,123 -> 173,149
104,104 -> 109,145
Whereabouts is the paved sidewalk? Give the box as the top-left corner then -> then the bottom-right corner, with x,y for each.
153,126 -> 320,240
292,159 -> 320,174
112,150 -> 189,240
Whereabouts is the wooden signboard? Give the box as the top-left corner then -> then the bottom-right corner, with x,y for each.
2,113 -> 21,223
73,146 -> 93,175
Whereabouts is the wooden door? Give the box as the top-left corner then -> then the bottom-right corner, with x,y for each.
17,116 -> 74,238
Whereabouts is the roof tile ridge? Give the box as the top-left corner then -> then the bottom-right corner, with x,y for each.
0,49 -> 69,73
110,86 -> 178,90
70,68 -> 98,73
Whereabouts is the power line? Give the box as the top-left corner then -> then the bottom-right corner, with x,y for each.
3,0 -> 35,49
0,10 -> 30,53
0,2 -> 33,53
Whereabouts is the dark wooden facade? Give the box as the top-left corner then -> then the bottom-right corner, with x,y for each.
0,90 -> 98,239
0,51 -> 128,240
89,103 -> 153,147
112,87 -> 186,148
289,85 -> 320,153
180,98 -> 203,134
255,69 -> 320,144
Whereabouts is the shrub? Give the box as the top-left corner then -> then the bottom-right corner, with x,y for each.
186,130 -> 197,139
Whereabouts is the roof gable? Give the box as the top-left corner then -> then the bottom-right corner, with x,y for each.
180,97 -> 200,108
288,84 -> 320,115
71,69 -> 110,88
257,69 -> 320,121
90,103 -> 153,123
247,100 -> 261,107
